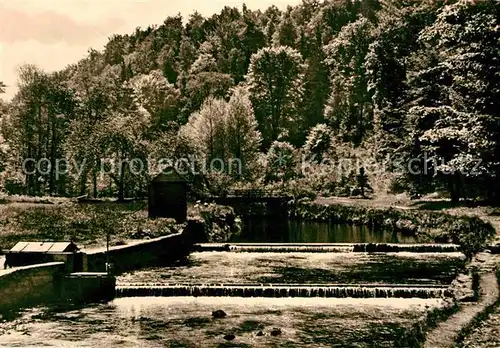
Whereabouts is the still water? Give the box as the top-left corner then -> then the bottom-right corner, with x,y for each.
232,218 -> 418,244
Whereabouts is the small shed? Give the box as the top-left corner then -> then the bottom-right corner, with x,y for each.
148,168 -> 188,223
5,241 -> 80,268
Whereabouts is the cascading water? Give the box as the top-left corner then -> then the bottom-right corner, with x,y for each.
193,243 -> 461,253
116,283 -> 451,299
120,218 -> 464,303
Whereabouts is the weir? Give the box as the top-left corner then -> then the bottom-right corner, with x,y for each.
194,243 -> 461,253
115,283 -> 451,299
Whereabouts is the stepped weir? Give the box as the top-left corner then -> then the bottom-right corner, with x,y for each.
118,241 -> 464,300
193,243 -> 461,253
116,283 -> 450,299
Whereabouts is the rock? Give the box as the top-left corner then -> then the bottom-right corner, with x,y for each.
457,291 -> 476,302
450,274 -> 476,302
270,328 -> 282,336
475,253 -> 490,263
256,331 -> 265,337
223,334 -> 235,341
212,310 -> 227,319
456,274 -> 471,284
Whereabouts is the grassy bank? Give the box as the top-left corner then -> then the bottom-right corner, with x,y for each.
289,199 -> 495,257
0,196 -> 240,250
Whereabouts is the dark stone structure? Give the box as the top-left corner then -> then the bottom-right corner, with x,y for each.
148,169 -> 188,223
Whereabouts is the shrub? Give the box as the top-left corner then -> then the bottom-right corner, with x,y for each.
188,202 -> 242,242
265,141 -> 298,182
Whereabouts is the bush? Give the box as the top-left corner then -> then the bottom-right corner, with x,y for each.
188,202 -> 242,242
265,141 -> 298,182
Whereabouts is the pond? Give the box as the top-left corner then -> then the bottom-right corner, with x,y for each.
232,218 -> 418,244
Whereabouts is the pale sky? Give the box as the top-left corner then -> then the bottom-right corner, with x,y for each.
0,0 -> 300,101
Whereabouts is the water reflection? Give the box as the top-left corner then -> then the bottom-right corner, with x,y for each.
233,218 -> 418,244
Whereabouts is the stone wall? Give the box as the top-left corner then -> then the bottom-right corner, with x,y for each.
61,273 -> 115,303
0,226 -> 198,315
0,262 -> 65,315
83,229 -> 195,274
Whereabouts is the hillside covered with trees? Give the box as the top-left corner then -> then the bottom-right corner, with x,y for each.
0,0 -> 498,203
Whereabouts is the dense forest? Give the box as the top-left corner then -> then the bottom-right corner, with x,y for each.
0,0 -> 498,203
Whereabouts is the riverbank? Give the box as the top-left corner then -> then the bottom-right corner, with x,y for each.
290,196 -> 496,257
315,195 -> 500,244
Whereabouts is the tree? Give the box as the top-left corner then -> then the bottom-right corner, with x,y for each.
182,72 -> 234,120
324,17 -> 373,145
189,42 -> 218,75
246,46 -> 306,148
403,0 -> 500,202
273,8 -> 298,47
97,107 -> 150,201
179,38 -> 198,72
225,87 -> 262,177
180,97 -> 228,163
130,70 -> 180,131
2,65 -> 77,196
4,65 -> 50,195
262,6 -> 282,45
266,141 -> 297,182
186,11 -> 206,46
238,8 -> 266,81
65,51 -> 118,197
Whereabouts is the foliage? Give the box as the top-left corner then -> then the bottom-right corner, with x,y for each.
303,123 -> 334,162
402,0 -> 500,202
188,202 -> 242,242
1,0 -> 499,205
0,201 -> 180,249
180,89 -> 262,180
246,46 -> 306,148
324,17 -> 373,144
129,70 -> 180,130
265,141 -> 298,182
225,87 -> 262,177
180,96 -> 228,161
